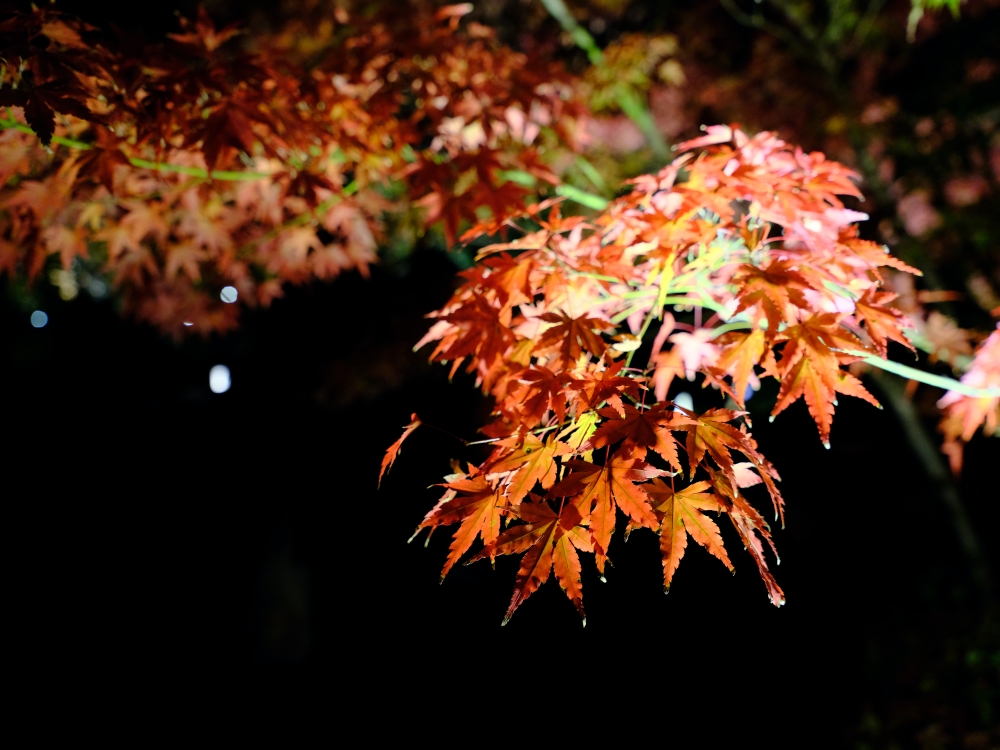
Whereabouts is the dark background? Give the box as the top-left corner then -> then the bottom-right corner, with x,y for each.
5,246 -> 996,736
3,0 -> 998,744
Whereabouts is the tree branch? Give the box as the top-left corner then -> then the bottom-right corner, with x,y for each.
868,369 -> 994,599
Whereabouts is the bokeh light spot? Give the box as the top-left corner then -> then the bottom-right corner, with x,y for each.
209,365 -> 231,394
674,391 -> 694,411
220,286 -> 238,303
30,310 -> 48,328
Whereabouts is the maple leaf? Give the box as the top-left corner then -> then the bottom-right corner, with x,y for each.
1,79 -> 97,147
410,155 -> 531,247
773,356 -> 840,446
569,360 -> 643,415
470,499 -> 590,625
420,471 -> 506,579
694,466 -> 785,606
713,328 -> 766,408
853,289 -> 914,357
731,261 -> 813,333
587,403 -> 683,473
669,329 -> 720,379
76,128 -> 131,192
770,314 -> 878,446
478,253 -> 536,311
651,348 -> 683,402
534,311 -> 614,366
645,478 -> 733,591
506,366 -> 571,428
486,434 -> 572,506
424,293 -> 517,367
189,103 -> 262,173
41,225 -> 88,267
675,124 -> 733,151
548,451 -> 662,573
167,7 -> 244,52
725,491 -> 785,607
670,406 -> 748,478
378,413 -> 421,486
937,326 -> 1000,473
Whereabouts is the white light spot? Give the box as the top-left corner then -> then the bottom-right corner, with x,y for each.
30,310 -> 48,328
88,279 -> 108,298
183,322 -> 193,327
220,286 -> 238,303
674,391 -> 694,411
209,365 -> 231,394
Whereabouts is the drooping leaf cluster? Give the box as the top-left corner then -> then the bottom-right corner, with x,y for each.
0,4 -> 583,334
570,3 -> 1000,473
387,126 -> 930,624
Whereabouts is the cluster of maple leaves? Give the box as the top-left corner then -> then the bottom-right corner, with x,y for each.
383,125 -> 949,624
0,4 -> 582,333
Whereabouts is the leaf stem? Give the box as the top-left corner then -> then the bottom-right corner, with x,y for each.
1,116 -> 274,181
868,369 -> 993,598
838,349 -> 1000,398
624,302 -> 661,368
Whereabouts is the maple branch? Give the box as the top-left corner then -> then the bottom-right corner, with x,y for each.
611,296 -> 728,324
1,114 -> 93,150
126,158 -> 273,182
466,423 -> 562,446
538,0 -> 671,161
496,169 -> 609,211
624,302 -> 661,368
868,369 -> 994,599
838,350 -> 1000,399
555,184 -> 608,211
418,422 -> 469,445
0,116 -> 277,181
904,328 -> 974,371
709,321 -> 754,338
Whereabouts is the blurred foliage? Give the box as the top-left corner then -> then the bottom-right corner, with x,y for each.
582,33 -> 683,112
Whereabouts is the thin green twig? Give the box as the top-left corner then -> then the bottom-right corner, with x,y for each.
1,117 -> 276,181
839,349 -> 1000,399
538,0 -> 670,161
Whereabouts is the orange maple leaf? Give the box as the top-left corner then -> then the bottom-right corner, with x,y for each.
646,478 -> 734,592
378,413 -> 421,487
771,315 -> 878,446
587,403 -> 683,474
420,472 -> 506,579
470,499 -> 591,625
486,434 -> 573,506
534,312 -> 614,366
853,289 -> 914,357
548,451 -> 663,573
713,328 -> 766,408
